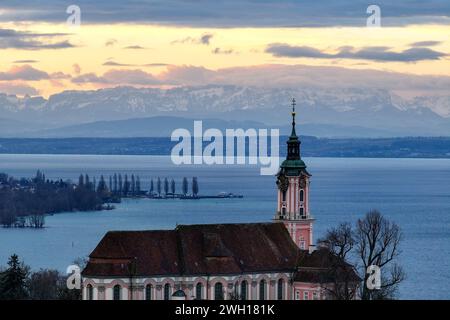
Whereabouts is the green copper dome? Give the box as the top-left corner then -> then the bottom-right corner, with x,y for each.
279,159 -> 309,177
281,159 -> 306,169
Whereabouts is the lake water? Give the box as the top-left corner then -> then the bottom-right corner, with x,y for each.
0,154 -> 449,299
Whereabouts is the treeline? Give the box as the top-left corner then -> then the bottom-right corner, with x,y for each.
0,254 -> 81,300
3,136 -> 450,158
99,174 -> 199,198
100,173 -> 143,197
148,176 -> 199,198
0,171 -> 117,228
0,171 -> 202,228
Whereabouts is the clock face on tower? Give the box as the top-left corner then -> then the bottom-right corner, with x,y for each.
277,174 -> 289,193
299,177 -> 307,188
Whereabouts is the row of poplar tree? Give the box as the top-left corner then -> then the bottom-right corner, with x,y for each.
78,174 -> 200,197
149,177 -> 199,197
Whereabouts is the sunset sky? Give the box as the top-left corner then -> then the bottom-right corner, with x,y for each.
0,0 -> 449,97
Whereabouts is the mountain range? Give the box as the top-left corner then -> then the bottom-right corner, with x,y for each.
0,85 -> 449,138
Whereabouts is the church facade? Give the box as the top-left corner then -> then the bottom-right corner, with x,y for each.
81,99 -> 359,300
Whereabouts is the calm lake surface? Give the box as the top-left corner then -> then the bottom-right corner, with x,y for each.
0,154 -> 449,299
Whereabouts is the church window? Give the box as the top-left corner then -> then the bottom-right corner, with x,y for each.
164,283 -> 171,300
300,240 -> 306,250
196,283 -> 203,300
145,284 -> 152,300
259,280 -> 266,300
277,279 -> 284,300
241,281 -> 248,300
87,284 -> 93,300
214,283 -> 224,300
113,285 -> 121,300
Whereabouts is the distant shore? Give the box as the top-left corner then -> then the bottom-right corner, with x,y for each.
1,136 -> 450,159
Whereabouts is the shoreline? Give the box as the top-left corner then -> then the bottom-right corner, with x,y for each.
1,136 -> 450,159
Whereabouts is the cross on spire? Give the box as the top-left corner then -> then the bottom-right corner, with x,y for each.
287,98 -> 301,159
290,98 -> 297,137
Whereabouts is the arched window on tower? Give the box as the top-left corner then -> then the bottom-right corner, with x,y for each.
300,207 -> 304,217
299,189 -> 304,202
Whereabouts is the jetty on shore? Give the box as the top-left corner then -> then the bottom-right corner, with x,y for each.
148,192 -> 243,200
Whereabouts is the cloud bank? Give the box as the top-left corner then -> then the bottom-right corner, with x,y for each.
1,1 -> 449,27
0,28 -> 75,50
266,44 -> 448,62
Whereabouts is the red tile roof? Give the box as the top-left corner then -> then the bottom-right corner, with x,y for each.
82,223 -> 300,277
294,248 -> 361,283
82,223 -> 360,284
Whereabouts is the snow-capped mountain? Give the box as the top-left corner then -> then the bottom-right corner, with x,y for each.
0,85 -> 449,137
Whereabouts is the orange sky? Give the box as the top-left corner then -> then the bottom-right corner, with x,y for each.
0,21 -> 449,97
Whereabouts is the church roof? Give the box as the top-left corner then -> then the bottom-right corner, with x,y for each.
82,223 -> 359,285
82,222 -> 300,277
294,248 -> 361,283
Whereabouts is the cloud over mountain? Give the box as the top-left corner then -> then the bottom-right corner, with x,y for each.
266,44 -> 448,62
49,63 -> 450,106
0,65 -> 49,80
72,69 -> 161,85
0,82 -> 39,95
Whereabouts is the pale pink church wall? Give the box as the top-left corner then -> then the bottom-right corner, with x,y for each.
292,282 -> 322,300
283,222 -> 313,250
83,273 -> 293,300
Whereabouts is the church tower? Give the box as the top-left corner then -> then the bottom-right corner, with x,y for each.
274,98 -> 314,250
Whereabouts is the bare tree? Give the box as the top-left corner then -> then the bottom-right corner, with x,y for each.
318,223 -> 359,300
356,210 -> 405,300
319,210 -> 405,300
320,222 -> 354,259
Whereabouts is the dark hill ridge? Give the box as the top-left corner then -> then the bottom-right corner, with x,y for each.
1,136 -> 450,159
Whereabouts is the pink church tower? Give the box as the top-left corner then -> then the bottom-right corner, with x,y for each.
274,98 -> 314,250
